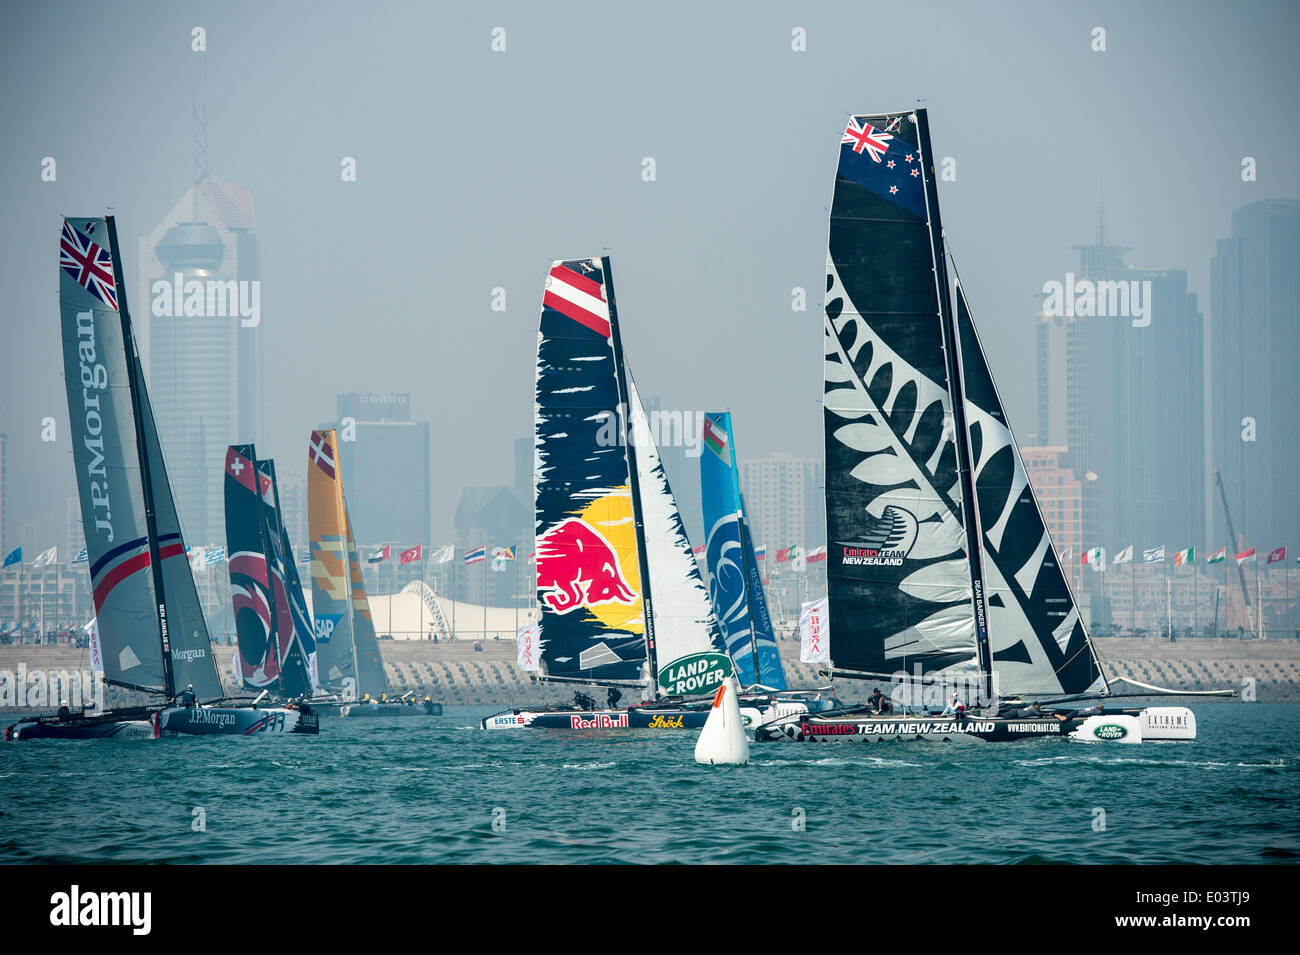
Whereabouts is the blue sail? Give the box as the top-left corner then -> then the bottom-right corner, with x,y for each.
700,413 -> 787,689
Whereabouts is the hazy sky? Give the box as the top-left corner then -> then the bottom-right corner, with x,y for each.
2,0 -> 1298,545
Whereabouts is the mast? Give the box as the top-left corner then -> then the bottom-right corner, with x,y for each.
1215,469 -> 1254,633
604,258 -> 659,692
337,476 -> 360,695
254,455 -> 287,688
106,216 -> 176,699
914,113 -> 992,700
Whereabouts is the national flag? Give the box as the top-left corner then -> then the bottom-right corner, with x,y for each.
837,113 -> 925,218
32,546 -> 58,568
491,546 -> 516,572
691,544 -> 705,557
72,548 -> 88,564
308,430 -> 336,479
432,544 -> 455,564
1173,547 -> 1195,567
776,547 -> 790,563
1081,546 -> 1104,569
755,545 -> 766,561
205,546 -> 227,565
702,416 -> 729,459
1112,545 -> 1133,565
1143,546 -> 1165,563
60,220 -> 118,310
543,261 -> 611,337
842,116 -> 893,162
789,545 -> 806,573
1059,546 -> 1073,562
1207,547 -> 1226,564
2,548 -> 21,568
1236,547 -> 1256,565
464,545 -> 486,565
807,545 -> 827,564
1267,546 -> 1286,565
400,545 -> 422,565
368,545 -> 390,564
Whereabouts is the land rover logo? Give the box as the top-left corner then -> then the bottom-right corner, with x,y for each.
1094,722 -> 1128,740
657,652 -> 733,696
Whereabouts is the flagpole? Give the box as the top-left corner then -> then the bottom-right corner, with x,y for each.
482,544 -> 488,640
452,548 -> 457,639
1164,552 -> 1171,640
1258,563 -> 1263,639
1130,555 -> 1136,633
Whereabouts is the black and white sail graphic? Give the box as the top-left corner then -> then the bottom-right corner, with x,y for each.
954,280 -> 1105,696
822,114 -> 978,678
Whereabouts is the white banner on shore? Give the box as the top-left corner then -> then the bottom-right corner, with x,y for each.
516,621 -> 540,671
85,617 -> 103,673
799,597 -> 829,663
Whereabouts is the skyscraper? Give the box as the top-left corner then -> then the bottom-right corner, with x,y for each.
334,392 -> 431,546
1210,199 -> 1300,547
738,452 -> 825,553
139,176 -> 263,545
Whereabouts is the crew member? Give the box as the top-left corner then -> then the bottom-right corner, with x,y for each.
179,684 -> 197,708
607,687 -> 623,709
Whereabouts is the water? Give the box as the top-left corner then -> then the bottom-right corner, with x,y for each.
1,704 -> 1296,864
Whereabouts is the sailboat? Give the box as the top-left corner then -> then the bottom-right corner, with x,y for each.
756,111 -> 1223,744
700,412 -> 840,726
224,445 -> 315,701
483,257 -> 770,731
307,429 -> 439,716
6,216 -> 314,740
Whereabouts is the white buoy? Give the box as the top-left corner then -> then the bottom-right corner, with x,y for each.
694,678 -> 749,765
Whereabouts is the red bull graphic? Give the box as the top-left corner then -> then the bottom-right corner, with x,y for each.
570,712 -> 629,729
536,518 -> 638,615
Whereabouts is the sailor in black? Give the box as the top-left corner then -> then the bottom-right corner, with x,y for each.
178,684 -> 197,707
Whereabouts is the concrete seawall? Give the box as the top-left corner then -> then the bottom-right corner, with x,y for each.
2,638 -> 1296,710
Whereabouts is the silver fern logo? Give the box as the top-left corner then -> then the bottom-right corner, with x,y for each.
840,505 -> 918,566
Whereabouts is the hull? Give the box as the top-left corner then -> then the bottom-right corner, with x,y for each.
157,705 -> 317,735
6,714 -> 158,741
339,701 -> 442,717
483,706 -> 712,731
755,713 -> 1081,743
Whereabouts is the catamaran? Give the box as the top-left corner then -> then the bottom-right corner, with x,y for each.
225,445 -> 317,702
307,429 -> 440,716
755,111 -> 1226,745
700,411 -> 840,728
6,216 -> 314,740
484,258 -> 789,731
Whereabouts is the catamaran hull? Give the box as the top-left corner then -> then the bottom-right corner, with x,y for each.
755,715 -> 1081,743
482,707 -> 711,730
5,718 -> 158,741
156,706 -> 317,735
339,701 -> 443,717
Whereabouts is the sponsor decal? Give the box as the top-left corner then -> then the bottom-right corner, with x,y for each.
171,648 -> 207,663
657,651 -> 733,696
314,613 -> 342,644
570,713 -> 629,729
839,506 -> 918,567
800,720 -> 997,737
73,310 -> 116,542
180,708 -> 238,728
1093,722 -> 1128,740
536,518 -> 638,614
647,714 -> 684,729
1005,722 -> 1062,733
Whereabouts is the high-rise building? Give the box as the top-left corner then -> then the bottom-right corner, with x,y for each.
64,497 -> 84,563
453,487 -> 530,609
1210,199 -> 1300,548
139,176 -> 263,545
1020,447 -> 1092,559
0,432 -> 7,556
333,392 -> 431,547
738,452 -> 825,554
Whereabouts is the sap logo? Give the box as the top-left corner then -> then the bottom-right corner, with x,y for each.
49,885 -> 151,935
314,616 -> 339,643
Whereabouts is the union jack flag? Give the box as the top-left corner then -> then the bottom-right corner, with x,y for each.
842,117 -> 892,163
60,220 -> 118,310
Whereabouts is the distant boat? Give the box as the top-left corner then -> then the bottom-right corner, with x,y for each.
7,216 -> 313,740
483,258 -> 791,731
307,429 -> 440,717
756,111 -> 1221,745
224,444 -> 315,701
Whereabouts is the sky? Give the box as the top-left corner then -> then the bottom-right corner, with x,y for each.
2,0 -> 1298,546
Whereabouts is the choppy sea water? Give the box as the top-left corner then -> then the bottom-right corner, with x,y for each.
1,703 -> 1296,864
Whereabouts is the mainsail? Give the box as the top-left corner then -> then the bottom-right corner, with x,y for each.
821,110 -> 1104,699
533,257 -> 730,696
261,458 -> 318,693
700,412 -> 787,689
307,429 -> 386,698
60,216 -> 224,702
225,444 -> 283,690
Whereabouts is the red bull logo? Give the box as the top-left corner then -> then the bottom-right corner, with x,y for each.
536,518 -> 638,614
570,712 -> 629,729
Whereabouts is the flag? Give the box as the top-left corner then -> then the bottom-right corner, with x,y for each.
2,548 -> 20,568
491,546 -> 515,572
691,544 -> 705,557
1207,547 -> 1226,564
368,545 -> 390,564
701,416 -> 729,458
776,547 -> 790,563
188,546 -> 207,572
85,617 -> 102,673
464,546 -> 486,565
1059,546 -> 1072,562
1143,546 -> 1165,563
1173,547 -> 1195,567
205,546 -> 227,565
31,546 -> 58,568
799,597 -> 830,663
516,621 -> 540,671
400,545 -> 422,565
60,220 -> 118,310
432,544 -> 455,564
72,548 -> 88,564
1113,545 -> 1133,565
1082,546 -> 1104,571
807,545 -> 827,564
1267,546 -> 1286,565
789,545 -> 806,573
755,544 -> 766,561
299,549 -> 311,564
1236,547 -> 1256,565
